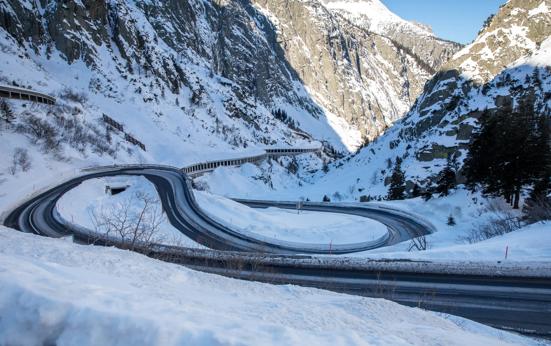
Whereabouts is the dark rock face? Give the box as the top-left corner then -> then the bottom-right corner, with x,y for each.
0,0 -> 318,114
252,0 -> 450,142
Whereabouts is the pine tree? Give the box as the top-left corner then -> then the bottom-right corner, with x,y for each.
464,100 -> 549,209
527,115 -> 551,202
0,99 -> 15,124
447,214 -> 456,226
435,154 -> 457,196
529,172 -> 550,201
387,157 -> 406,200
411,183 -> 421,198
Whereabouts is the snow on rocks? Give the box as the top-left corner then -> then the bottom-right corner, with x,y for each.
321,0 -> 434,38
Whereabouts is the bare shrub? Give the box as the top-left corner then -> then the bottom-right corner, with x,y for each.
523,196 -> 551,224
408,235 -> 429,251
0,98 -> 15,124
192,180 -> 209,191
8,148 -> 31,175
15,113 -> 59,152
461,202 -> 522,244
90,191 -> 165,250
59,87 -> 88,104
332,191 -> 343,201
15,111 -> 115,157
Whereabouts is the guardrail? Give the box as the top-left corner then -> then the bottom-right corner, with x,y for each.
182,147 -> 321,175
0,85 -> 56,105
265,147 -> 320,157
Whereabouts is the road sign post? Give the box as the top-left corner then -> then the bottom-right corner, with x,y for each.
296,201 -> 303,214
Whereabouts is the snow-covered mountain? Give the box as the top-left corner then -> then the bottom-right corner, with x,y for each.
0,0 -> 465,212
321,0 -> 461,70
306,0 -> 551,200
0,0 -> 459,163
322,0 -> 434,37
0,0 -> 332,165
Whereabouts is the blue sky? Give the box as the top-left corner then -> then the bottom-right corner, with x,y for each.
381,0 -> 507,44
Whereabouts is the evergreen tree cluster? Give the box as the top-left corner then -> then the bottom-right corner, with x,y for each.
272,108 -> 299,130
464,100 -> 550,209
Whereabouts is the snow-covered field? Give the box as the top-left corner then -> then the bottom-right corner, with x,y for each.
0,227 -> 542,346
349,190 -> 551,262
196,173 -> 551,262
195,190 -> 387,245
364,221 -> 551,262
57,176 -> 204,248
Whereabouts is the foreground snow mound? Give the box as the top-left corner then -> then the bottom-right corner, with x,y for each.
0,228 -> 539,346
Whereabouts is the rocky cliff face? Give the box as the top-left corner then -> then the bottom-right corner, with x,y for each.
0,0 -> 332,159
252,0 -> 459,144
321,0 -> 462,72
313,0 -> 551,198
0,0 -> 458,155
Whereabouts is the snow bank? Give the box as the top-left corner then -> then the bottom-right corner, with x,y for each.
0,227 -> 539,346
346,190 -> 551,262
195,190 -> 387,245
364,221 -> 551,262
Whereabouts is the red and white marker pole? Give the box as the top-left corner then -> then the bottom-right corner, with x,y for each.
505,245 -> 509,260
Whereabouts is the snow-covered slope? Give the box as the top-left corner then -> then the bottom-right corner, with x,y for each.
0,0 -> 327,211
0,227 -> 540,345
194,189 -> 387,244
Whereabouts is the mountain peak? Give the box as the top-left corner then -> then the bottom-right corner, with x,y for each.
320,0 -> 434,37
447,0 -> 551,83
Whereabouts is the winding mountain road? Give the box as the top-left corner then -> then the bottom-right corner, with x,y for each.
3,165 -> 551,336
3,165 -> 428,254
